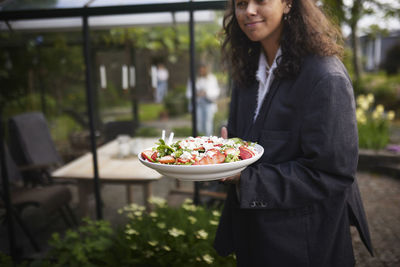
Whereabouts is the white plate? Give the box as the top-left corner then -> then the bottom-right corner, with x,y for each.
138,144 -> 264,181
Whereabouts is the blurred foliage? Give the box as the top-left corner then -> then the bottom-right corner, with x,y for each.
50,115 -> 83,143
321,0 -> 399,31
95,13 -> 224,63
163,85 -> 188,117
172,126 -> 193,137
321,0 -> 400,84
355,72 -> 400,115
135,126 -> 161,137
0,33 -> 85,120
139,103 -> 165,122
48,218 -> 116,266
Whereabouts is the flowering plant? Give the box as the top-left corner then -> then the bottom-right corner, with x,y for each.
356,93 -> 395,149
115,197 -> 235,266
43,198 -> 235,266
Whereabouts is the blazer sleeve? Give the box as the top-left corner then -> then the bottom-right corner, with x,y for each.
239,73 -> 359,209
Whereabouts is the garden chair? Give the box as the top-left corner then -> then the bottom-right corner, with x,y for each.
8,112 -> 67,186
0,144 -> 77,252
103,120 -> 136,143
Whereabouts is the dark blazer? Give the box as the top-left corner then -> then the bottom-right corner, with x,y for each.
214,55 -> 373,267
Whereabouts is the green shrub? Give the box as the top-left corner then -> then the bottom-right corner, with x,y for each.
115,197 -> 235,266
43,198 -> 235,266
50,115 -> 82,143
356,93 -> 395,149
136,126 -> 161,137
163,85 -> 189,117
48,218 -> 116,267
139,103 -> 165,121
172,126 -> 193,137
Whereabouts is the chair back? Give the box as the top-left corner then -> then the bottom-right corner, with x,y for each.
8,112 -> 63,167
103,120 -> 136,142
0,144 -> 23,194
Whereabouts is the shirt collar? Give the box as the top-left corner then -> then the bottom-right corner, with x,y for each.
256,47 -> 281,84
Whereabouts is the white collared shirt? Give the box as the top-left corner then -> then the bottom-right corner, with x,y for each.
254,48 -> 281,120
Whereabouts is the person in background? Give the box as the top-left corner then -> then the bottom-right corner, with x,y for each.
155,63 -> 169,103
213,0 -> 373,266
186,63 -> 221,136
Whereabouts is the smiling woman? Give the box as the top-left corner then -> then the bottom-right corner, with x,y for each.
214,0 -> 373,266
222,0 -> 343,87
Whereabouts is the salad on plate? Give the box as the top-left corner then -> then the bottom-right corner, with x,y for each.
141,136 -> 257,165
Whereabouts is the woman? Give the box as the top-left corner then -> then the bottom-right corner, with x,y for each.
214,0 -> 373,266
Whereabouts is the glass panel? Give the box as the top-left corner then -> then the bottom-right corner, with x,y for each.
88,10 -> 215,28
3,18 -> 83,31
0,0 -> 89,11
89,0 -> 189,7
0,7 -> 227,226
0,0 -> 227,11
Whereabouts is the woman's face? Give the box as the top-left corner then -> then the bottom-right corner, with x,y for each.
235,0 -> 289,45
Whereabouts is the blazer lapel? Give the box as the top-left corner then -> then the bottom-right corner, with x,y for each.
241,83 -> 258,138
249,79 -> 282,141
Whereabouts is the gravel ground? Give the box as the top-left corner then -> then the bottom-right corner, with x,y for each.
351,172 -> 400,267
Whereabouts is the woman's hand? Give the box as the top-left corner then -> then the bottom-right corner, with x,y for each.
220,173 -> 241,184
219,126 -> 241,184
221,126 -> 228,139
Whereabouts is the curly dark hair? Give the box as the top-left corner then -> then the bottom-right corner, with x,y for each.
222,0 -> 344,87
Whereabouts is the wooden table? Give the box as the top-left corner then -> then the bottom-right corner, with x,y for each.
51,138 -> 162,216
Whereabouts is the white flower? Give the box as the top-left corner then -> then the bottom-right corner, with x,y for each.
150,212 -> 158,218
134,211 -> 143,217
182,203 -> 197,212
148,196 -> 167,207
195,229 -> 208,239
372,110 -> 381,120
168,227 -> 185,237
126,203 -> 143,211
163,245 -> 171,251
387,110 -> 395,121
356,108 -> 367,125
366,93 -> 374,104
183,198 -> 193,204
125,228 -> 139,235
358,116 -> 367,125
210,220 -> 218,226
356,108 -> 365,119
148,240 -> 158,247
357,95 -> 370,110
188,216 -> 197,224
202,254 -> 214,264
375,104 -> 384,114
212,210 -> 221,217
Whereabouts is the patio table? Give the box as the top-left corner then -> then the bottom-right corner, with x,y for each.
51,137 -> 162,216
